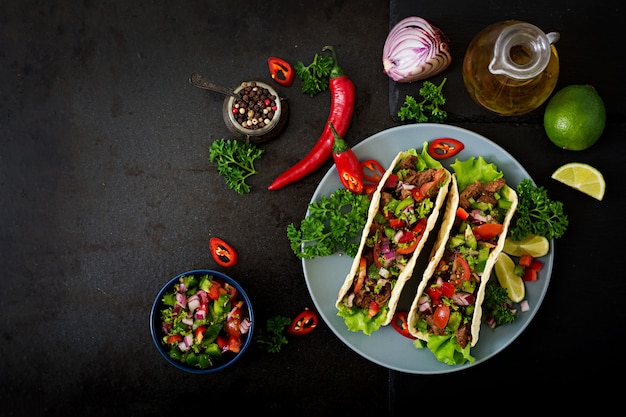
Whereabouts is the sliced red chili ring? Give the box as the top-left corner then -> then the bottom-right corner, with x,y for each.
427,138 -> 465,160
287,309 -> 319,335
209,237 -> 239,268
360,159 -> 385,184
267,57 -> 295,87
391,311 -> 416,339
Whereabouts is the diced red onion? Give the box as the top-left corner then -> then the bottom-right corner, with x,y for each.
175,293 -> 187,308
187,294 -> 200,312
451,292 -> 475,306
383,16 -> 452,83
520,299 -> 530,312
378,267 -> 390,278
240,318 -> 252,334
418,295 -> 431,313
182,316 -> 193,326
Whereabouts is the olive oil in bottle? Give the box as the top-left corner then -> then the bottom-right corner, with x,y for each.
462,21 -> 560,116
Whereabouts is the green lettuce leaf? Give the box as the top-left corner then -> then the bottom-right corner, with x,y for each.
337,304 -> 390,335
450,156 -> 503,191
426,334 -> 475,365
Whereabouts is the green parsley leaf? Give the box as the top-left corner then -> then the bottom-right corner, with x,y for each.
255,315 -> 291,353
287,189 -> 371,259
209,138 -> 264,194
508,178 -> 568,241
397,78 -> 448,123
483,284 -> 517,327
294,53 -> 335,97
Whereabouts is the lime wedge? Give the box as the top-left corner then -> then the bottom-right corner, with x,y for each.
503,234 -> 549,258
494,253 -> 525,303
551,162 -> 605,201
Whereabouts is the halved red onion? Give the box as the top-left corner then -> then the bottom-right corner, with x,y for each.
383,16 -> 451,83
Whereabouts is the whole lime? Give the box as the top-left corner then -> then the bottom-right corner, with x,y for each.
543,84 -> 606,151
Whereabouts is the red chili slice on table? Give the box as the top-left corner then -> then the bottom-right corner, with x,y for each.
391,311 -> 416,339
267,57 -> 295,87
287,309 -> 319,335
209,237 -> 238,268
427,138 -> 465,159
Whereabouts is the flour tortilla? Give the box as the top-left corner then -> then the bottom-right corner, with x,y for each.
336,150 -> 451,328
407,174 -> 518,347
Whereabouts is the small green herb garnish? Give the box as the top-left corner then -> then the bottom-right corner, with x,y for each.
484,284 -> 517,327
508,178 -> 568,241
294,53 -> 335,97
256,315 -> 291,353
209,138 -> 264,194
397,78 -> 448,123
287,189 -> 371,259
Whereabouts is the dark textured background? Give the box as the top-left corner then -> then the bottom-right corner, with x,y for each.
1,0 -> 624,415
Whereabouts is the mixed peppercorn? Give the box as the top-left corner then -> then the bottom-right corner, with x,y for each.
231,81 -> 278,130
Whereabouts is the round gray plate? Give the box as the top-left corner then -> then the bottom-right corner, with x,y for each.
302,124 -> 553,374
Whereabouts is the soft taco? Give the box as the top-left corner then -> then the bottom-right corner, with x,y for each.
407,156 -> 518,365
336,143 -> 452,335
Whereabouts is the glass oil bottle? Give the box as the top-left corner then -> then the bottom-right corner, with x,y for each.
462,20 -> 560,116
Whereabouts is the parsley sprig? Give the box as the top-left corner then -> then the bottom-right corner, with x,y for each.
287,189 -> 371,259
483,284 -> 517,327
209,138 -> 264,194
294,53 -> 335,97
397,78 -> 448,123
255,316 -> 291,353
508,178 -> 568,241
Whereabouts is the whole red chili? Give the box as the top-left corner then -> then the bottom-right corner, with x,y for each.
427,138 -> 465,160
268,46 -> 355,190
329,122 -> 363,194
267,57 -> 295,87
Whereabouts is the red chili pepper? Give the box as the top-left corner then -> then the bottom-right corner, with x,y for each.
427,138 -> 465,160
287,309 -> 319,335
329,122 -> 363,193
361,159 -> 385,184
267,57 -> 295,87
209,237 -> 238,268
268,46 -> 355,190
391,311 -> 416,339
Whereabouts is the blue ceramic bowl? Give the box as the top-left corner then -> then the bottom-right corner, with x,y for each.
150,269 -> 254,374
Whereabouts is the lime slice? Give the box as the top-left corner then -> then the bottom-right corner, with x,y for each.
494,253 -> 525,303
503,234 -> 550,257
551,162 -> 606,201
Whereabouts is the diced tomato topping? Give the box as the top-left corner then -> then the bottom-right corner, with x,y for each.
472,223 -> 504,240
456,207 -> 469,221
519,254 -> 533,267
529,259 -> 543,272
194,325 -> 207,343
388,218 -> 405,229
440,281 -> 455,298
353,257 -> 367,293
368,301 -> 379,318
523,268 -> 538,282
427,286 -> 442,304
166,334 -> 183,344
433,304 -> 450,329
397,231 -> 415,243
395,236 -> 419,255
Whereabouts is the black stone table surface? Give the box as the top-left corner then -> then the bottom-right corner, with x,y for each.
2,0 -> 624,415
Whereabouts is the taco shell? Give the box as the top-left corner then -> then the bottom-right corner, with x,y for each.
336,147 -> 451,334
407,172 -> 518,348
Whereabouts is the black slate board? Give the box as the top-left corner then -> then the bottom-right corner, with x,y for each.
388,0 -> 622,123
